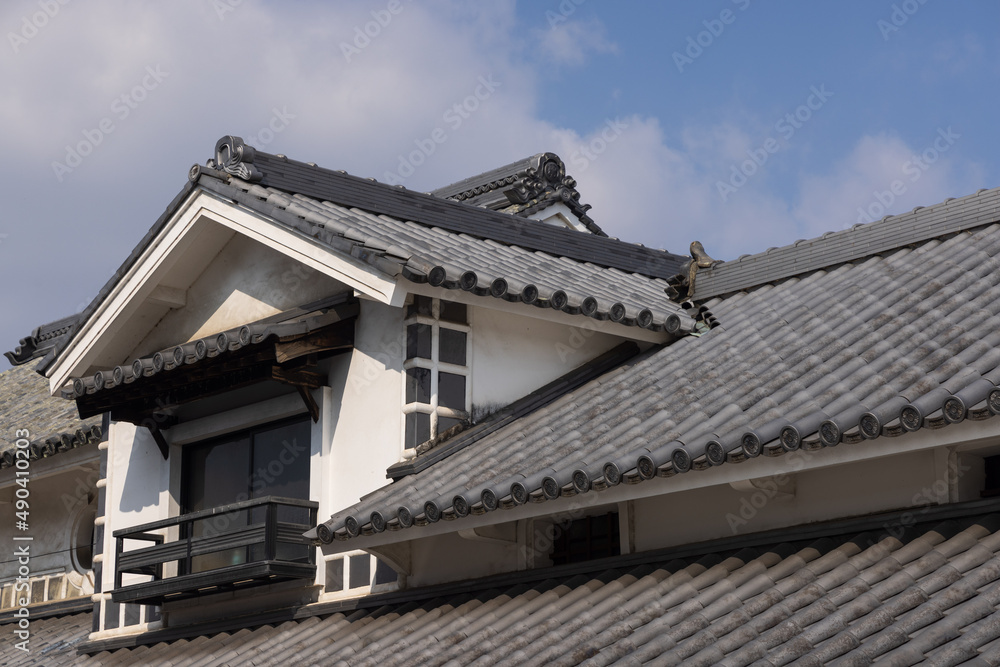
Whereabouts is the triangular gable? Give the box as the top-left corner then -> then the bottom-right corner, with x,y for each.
46,188 -> 403,395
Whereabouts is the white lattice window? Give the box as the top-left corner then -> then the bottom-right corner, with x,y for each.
403,296 -> 470,450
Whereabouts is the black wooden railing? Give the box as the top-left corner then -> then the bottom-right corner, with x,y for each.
112,496 -> 318,605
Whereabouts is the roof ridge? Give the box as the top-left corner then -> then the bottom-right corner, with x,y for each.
694,185 -> 1000,300
205,137 -> 671,276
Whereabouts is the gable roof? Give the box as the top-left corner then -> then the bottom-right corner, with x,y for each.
0,361 -> 102,469
25,138 -> 692,381
317,188 -> 1000,542
430,152 -> 607,235
21,504 -> 1000,665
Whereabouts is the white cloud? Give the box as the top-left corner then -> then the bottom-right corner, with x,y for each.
0,0 -> 991,367
534,18 -> 618,67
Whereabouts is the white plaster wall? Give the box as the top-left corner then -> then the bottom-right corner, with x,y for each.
469,304 -> 624,413
131,234 -> 348,358
322,300 -> 405,516
632,449 -> 943,552
105,422 -> 172,589
406,527 -> 520,588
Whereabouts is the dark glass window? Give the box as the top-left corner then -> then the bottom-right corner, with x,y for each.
550,513 -> 621,566
406,295 -> 433,318
181,417 -> 311,573
326,558 -> 344,592
350,554 -> 371,588
439,301 -> 467,324
405,412 -> 431,449
374,558 -> 398,585
439,328 -> 467,366
406,367 -> 431,404
406,324 -> 432,360
438,372 -> 466,410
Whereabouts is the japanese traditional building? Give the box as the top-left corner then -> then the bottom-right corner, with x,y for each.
5,136 -> 1000,664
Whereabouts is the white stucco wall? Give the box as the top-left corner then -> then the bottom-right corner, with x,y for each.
631,448 -> 973,552
322,299 -> 405,515
104,422 -> 172,591
132,234 -> 348,358
468,304 -> 624,414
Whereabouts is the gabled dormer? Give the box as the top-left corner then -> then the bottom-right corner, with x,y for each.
26,136 -> 694,642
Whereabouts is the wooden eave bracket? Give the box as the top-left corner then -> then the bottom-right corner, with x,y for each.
270,364 -> 326,423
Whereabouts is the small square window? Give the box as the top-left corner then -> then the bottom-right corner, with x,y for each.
407,295 -> 433,318
438,372 -> 466,410
406,323 -> 432,360
439,328 -> 467,366
405,412 -> 431,448
350,554 -> 371,589
374,559 -> 398,585
405,368 -> 431,404
440,301 -> 467,324
326,558 -> 344,592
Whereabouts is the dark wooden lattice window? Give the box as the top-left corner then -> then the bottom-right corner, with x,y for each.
550,512 -> 621,566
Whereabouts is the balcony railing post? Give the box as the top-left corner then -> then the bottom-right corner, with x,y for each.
265,498 -> 277,561
185,516 -> 193,576
115,536 -> 124,591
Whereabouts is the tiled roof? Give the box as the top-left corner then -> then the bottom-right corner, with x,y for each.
430,152 -> 607,236
0,361 -> 102,468
21,508 -> 1000,665
62,296 -> 357,403
3,610 -> 90,666
317,217 -> 1000,542
694,186 -> 1000,300
22,139 -> 691,373
193,139 -> 689,329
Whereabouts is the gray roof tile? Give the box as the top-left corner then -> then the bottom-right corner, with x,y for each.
196,172 -> 688,330
21,513 -> 1000,665
694,186 -> 1000,300
0,361 -> 102,468
317,220 -> 1000,542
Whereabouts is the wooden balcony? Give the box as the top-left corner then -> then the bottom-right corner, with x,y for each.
111,496 -> 318,605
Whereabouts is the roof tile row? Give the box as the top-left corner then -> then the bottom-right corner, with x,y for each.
317,220 -> 1000,543
18,512 -> 1000,665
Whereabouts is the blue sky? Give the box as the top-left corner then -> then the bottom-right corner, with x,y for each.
1,0 -> 997,370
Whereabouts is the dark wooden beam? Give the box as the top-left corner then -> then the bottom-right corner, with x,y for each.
270,365 -> 326,389
148,423 -> 170,460
297,386 -> 320,423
